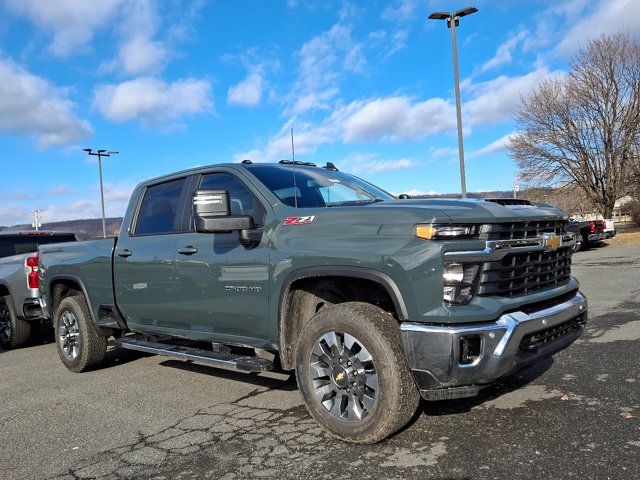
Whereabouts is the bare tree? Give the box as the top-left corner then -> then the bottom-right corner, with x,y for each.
509,33 -> 640,218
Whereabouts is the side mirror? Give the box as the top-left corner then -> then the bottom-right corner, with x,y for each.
193,189 -> 253,233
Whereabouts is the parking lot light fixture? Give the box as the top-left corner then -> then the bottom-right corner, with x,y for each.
83,148 -> 119,239
428,6 -> 478,199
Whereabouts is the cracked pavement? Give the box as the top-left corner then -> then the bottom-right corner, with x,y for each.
1,245 -> 639,479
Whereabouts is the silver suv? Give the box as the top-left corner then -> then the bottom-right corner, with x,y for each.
0,231 -> 77,348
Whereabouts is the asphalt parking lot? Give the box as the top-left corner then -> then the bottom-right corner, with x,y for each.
1,244 -> 639,480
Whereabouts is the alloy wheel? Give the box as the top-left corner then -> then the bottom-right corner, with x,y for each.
58,310 -> 82,360
309,331 -> 378,421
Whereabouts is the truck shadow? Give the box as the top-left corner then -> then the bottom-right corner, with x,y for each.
158,358 -> 299,391
419,357 -> 555,418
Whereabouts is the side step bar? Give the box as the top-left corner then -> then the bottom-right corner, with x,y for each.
113,338 -> 274,373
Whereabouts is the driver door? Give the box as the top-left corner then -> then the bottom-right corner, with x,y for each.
173,171 -> 271,344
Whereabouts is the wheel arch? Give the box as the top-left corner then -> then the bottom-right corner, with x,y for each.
48,275 -> 96,324
277,266 -> 409,370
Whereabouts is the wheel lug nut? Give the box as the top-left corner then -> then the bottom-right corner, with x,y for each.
339,357 -> 342,362
347,361 -> 352,366
353,371 -> 358,376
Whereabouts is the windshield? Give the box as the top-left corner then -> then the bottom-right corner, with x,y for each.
246,165 -> 393,208
0,234 -> 77,258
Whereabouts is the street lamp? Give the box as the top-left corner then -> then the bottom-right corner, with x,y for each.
428,6 -> 478,199
83,148 -> 119,238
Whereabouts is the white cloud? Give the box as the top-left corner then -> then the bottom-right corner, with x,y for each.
340,153 -> 418,174
103,0 -> 168,75
228,71 -> 264,107
429,146 -> 457,157
479,31 -> 527,73
5,0 -> 122,56
556,0 -> 640,56
234,95 -> 458,163
464,68 -> 558,126
339,96 -> 456,142
93,77 -> 212,127
0,57 -> 92,147
381,0 -> 418,22
287,23 -> 366,114
469,132 -> 517,157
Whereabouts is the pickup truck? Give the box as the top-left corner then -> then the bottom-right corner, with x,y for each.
568,217 -> 607,250
0,231 -> 77,348
39,161 -> 587,443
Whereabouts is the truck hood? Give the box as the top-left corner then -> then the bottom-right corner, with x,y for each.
369,198 -> 568,223
276,198 -> 567,239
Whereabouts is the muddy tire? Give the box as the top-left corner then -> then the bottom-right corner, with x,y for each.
295,302 -> 420,443
53,296 -> 107,372
0,296 -> 31,349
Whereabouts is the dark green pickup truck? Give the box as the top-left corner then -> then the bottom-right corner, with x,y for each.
38,161 -> 587,443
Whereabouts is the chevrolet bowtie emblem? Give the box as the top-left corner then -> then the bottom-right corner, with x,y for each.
335,372 -> 345,382
543,233 -> 561,251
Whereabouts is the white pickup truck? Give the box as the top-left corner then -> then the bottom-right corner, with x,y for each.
0,231 -> 77,348
603,219 -> 616,238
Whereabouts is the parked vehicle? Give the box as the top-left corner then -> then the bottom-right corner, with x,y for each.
568,217 -> 606,250
0,231 -> 77,348
39,161 -> 587,443
603,219 -> 616,238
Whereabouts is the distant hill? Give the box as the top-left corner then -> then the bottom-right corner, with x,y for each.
1,218 -> 123,240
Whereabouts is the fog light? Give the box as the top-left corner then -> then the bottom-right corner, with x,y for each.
443,262 -> 480,304
460,336 -> 482,365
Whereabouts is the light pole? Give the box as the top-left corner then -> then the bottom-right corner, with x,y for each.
428,7 -> 477,199
83,148 -> 119,238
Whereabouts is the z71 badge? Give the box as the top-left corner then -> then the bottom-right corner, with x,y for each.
283,216 -> 316,225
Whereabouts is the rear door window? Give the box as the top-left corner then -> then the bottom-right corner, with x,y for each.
135,178 -> 187,235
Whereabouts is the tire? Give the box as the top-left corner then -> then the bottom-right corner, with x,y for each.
295,302 -> 420,444
53,296 -> 107,372
0,296 -> 31,349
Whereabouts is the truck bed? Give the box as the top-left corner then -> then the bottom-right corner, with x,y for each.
39,238 -> 117,321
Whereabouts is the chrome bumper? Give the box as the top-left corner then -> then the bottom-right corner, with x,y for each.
400,291 -> 587,400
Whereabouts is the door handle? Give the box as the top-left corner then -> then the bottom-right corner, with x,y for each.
178,246 -> 198,255
116,249 -> 132,258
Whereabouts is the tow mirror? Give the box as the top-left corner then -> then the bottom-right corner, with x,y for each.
193,189 -> 253,233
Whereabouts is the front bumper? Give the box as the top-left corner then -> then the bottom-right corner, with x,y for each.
401,291 -> 587,400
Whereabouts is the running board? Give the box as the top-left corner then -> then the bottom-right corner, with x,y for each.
113,338 -> 274,373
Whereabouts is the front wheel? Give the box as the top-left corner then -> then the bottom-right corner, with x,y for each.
54,296 -> 107,372
295,302 -> 420,444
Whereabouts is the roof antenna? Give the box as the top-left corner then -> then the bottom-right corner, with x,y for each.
291,127 -> 298,208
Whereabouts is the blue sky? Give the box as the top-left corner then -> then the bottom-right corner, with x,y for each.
1,0 -> 639,225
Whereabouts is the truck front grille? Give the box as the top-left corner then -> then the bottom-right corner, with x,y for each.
481,220 -> 568,241
477,246 -> 572,297
518,313 -> 586,354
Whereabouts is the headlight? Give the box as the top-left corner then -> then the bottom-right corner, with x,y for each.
443,262 -> 480,304
415,224 -> 480,240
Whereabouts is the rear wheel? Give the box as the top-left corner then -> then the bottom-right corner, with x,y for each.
54,296 -> 107,372
295,302 -> 419,443
0,296 -> 31,349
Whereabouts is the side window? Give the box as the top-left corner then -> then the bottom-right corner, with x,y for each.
135,178 -> 186,235
199,173 -> 265,227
